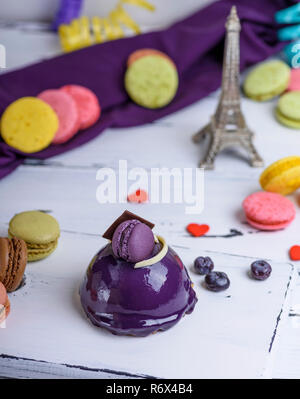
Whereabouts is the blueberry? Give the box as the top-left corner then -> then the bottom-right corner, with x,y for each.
251,260 -> 272,281
205,271 -> 230,292
194,256 -> 214,275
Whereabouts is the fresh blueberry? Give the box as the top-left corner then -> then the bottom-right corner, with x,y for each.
194,256 -> 214,275
251,260 -> 272,281
205,271 -> 230,292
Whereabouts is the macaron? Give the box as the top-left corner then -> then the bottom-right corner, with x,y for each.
243,60 -> 290,101
260,156 -> 300,195
61,85 -> 101,130
287,68 -> 300,92
0,282 -> 10,323
124,54 -> 179,109
9,211 -> 60,262
242,191 -> 296,231
38,89 -> 80,144
112,219 -> 155,263
0,97 -> 59,153
0,237 -> 27,292
127,48 -> 176,68
276,91 -> 300,129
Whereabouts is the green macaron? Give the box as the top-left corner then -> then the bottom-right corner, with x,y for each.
124,54 -> 178,109
243,60 -> 290,102
276,91 -> 300,129
8,211 -> 60,261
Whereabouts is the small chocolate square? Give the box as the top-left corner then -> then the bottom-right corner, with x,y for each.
102,210 -> 155,240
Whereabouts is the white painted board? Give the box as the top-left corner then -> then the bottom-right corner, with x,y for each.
0,234 -> 295,379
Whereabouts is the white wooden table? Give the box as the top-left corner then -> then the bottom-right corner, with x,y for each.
0,26 -> 300,379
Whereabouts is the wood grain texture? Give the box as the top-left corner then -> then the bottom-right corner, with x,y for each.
0,244 -> 296,379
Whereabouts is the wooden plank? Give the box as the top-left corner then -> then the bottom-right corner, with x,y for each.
0,240 -> 295,379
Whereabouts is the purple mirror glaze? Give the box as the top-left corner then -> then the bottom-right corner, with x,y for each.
80,243 -> 197,337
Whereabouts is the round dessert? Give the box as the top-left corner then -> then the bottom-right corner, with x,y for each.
124,54 -> 178,109
112,219 -> 154,263
0,281 -> 10,323
0,97 -> 58,153
9,210 -> 60,261
0,237 -> 27,292
276,91 -> 300,129
242,191 -> 296,231
127,49 -> 176,68
287,68 -> 300,92
80,239 -> 197,337
60,85 -> 101,130
38,89 -> 80,144
243,60 -> 290,101
260,156 -> 300,195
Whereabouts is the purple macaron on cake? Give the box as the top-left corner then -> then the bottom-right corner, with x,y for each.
80,211 -> 197,337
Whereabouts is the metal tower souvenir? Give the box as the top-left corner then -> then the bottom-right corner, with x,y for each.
193,6 -> 263,169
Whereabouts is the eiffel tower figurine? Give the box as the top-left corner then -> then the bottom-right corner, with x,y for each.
193,6 -> 263,169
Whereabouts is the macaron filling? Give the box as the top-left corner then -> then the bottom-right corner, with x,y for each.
116,220 -> 139,260
245,216 -> 293,230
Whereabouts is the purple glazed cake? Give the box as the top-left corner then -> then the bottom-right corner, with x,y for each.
80,211 -> 197,337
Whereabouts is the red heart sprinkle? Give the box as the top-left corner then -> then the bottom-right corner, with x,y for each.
127,189 -> 148,203
290,245 -> 300,261
186,223 -> 210,237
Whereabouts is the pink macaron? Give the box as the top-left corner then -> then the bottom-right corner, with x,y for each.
38,89 -> 80,144
242,191 -> 296,231
0,281 -> 10,323
61,85 -> 101,130
287,68 -> 300,92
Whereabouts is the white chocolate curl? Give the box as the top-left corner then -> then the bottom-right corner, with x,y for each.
134,235 -> 168,269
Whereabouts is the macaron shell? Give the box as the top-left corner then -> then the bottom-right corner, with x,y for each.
243,60 -> 290,101
61,85 -> 101,130
0,282 -> 10,323
243,191 -> 295,230
112,220 -> 139,260
9,211 -> 60,245
277,91 -> 300,121
6,238 -> 27,292
275,108 -> 300,129
127,222 -> 155,263
287,69 -> 300,91
38,89 -> 80,144
125,54 -> 178,109
2,238 -> 13,290
127,49 -> 176,68
246,80 -> 288,102
0,281 -> 8,306
260,156 -> 300,195
0,97 -> 58,153
0,238 -> 9,285
0,298 -> 10,324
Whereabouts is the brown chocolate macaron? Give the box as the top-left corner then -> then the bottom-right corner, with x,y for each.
0,237 -> 27,292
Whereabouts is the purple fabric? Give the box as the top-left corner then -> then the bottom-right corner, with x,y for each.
0,0 -> 296,180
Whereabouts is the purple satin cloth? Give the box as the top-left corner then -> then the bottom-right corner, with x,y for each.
0,0 -> 295,180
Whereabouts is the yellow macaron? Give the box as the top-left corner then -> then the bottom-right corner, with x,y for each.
260,156 -> 300,195
0,97 -> 58,153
